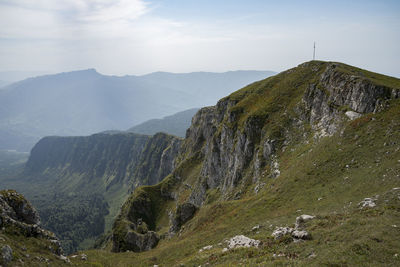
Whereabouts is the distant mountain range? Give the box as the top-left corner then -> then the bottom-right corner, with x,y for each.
127,108 -> 200,137
0,69 -> 275,151
0,71 -> 49,88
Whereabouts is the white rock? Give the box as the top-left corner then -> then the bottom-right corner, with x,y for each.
295,214 -> 315,229
222,248 -> 228,253
292,230 -> 311,240
308,252 -> 317,258
345,111 -> 362,120
199,245 -> 213,253
271,227 -> 294,239
226,235 -> 260,250
59,255 -> 70,263
358,198 -> 376,208
251,225 -> 260,231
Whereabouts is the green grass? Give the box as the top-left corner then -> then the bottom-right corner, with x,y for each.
72,96 -> 400,266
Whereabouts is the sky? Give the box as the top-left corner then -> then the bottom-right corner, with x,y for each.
0,0 -> 399,77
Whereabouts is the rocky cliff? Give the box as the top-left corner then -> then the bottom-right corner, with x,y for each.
25,132 -> 180,191
0,190 -> 66,266
112,61 -> 400,254
19,132 -> 181,253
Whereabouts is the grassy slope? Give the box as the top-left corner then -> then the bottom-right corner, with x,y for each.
71,61 -> 400,266
73,98 -> 400,266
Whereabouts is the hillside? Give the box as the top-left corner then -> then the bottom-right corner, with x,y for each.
128,108 -> 200,137
87,61 -> 400,266
0,69 -> 274,152
1,132 -> 182,254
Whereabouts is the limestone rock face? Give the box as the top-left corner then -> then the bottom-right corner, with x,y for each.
25,132 -> 182,192
180,62 -> 400,207
0,191 -> 40,225
0,190 -> 63,256
302,63 -> 398,137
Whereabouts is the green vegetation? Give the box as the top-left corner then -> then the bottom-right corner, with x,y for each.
32,193 -> 109,254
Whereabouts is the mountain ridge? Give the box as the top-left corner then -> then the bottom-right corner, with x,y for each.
0,69 -> 274,151
106,60 -> 400,266
127,108 -> 200,138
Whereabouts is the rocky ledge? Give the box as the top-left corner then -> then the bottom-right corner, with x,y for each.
0,190 -> 63,265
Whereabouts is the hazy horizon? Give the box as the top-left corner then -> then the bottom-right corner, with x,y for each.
0,0 -> 399,78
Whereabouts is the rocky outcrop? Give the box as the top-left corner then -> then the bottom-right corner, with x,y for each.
169,202 -> 198,234
225,235 -> 261,250
272,214 -> 315,241
0,190 -> 63,258
113,230 -> 159,253
301,62 -> 399,137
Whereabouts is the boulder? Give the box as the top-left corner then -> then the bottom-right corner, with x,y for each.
292,230 -> 311,240
226,235 -> 260,250
272,227 -> 294,240
295,214 -> 315,229
359,198 -> 376,208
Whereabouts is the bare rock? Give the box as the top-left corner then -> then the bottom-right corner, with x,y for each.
1,245 -> 13,266
199,245 -> 213,253
359,198 -> 376,208
345,111 -> 362,120
272,227 -> 294,240
292,230 -> 311,240
295,214 -> 315,229
225,235 -> 260,250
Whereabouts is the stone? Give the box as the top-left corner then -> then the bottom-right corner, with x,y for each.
199,245 -> 213,253
59,255 -> 70,263
292,230 -> 311,240
251,225 -> 260,231
295,214 -> 315,229
81,254 -> 87,261
272,227 -> 294,240
226,235 -> 260,250
345,111 -> 362,120
358,198 -> 376,208
1,245 -> 12,265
